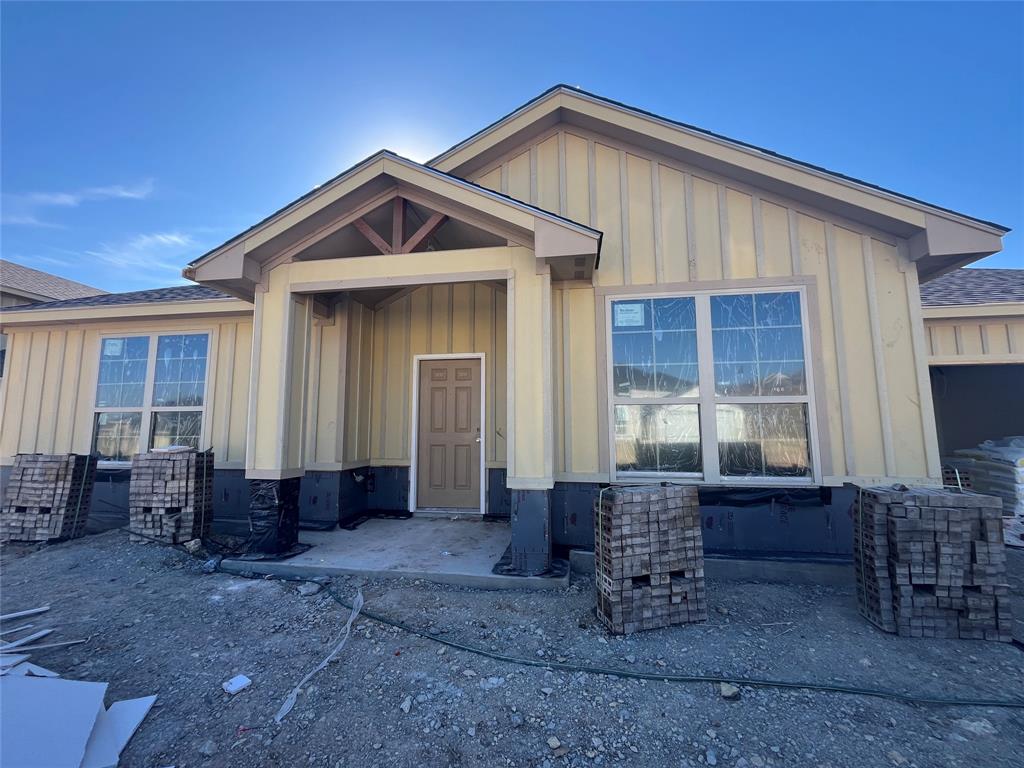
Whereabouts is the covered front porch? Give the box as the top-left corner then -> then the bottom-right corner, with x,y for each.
186,151 -> 602,577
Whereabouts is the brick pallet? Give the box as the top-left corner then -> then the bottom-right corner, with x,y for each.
594,484 -> 707,634
853,485 -> 1013,642
128,449 -> 215,544
0,453 -> 97,542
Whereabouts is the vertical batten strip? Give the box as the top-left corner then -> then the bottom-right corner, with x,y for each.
752,195 -> 766,278
403,295 -> 412,457
490,287 -> 498,464
500,163 -> 509,195
506,275 -> 516,478
900,242 -> 942,479
787,208 -> 802,274
561,293 -> 573,474
651,162 -> 664,283
219,323 -> 237,460
953,325 -> 964,355
618,151 -> 632,284
540,269 -> 554,481
557,132 -> 568,216
49,331 -> 68,451
861,236 -> 896,476
447,284 -> 454,353
245,291 -> 265,470
306,320 -> 323,464
587,140 -> 597,228
717,185 -> 731,279
380,304 -> 390,459
683,172 -> 697,281
529,145 -> 538,205
824,223 -> 857,476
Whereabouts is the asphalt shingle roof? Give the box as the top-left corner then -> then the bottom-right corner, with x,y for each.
6,284 -> 234,312
0,259 -> 106,302
919,268 -> 1024,307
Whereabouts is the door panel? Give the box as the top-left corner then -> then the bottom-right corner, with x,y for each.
418,358 -> 481,509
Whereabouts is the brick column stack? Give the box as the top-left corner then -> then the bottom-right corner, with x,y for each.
129,449 -> 215,544
0,454 -> 96,542
594,484 -> 707,634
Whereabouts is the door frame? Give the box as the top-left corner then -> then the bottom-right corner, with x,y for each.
408,352 -> 487,514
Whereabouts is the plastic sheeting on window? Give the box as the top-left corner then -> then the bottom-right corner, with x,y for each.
611,297 -> 699,399
614,404 -> 701,473
716,403 -> 811,478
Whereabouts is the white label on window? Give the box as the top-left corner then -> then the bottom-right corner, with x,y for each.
614,303 -> 645,327
103,338 -> 124,357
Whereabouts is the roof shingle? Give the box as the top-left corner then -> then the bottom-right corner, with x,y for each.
6,284 -> 234,312
919,268 -> 1024,307
0,259 -> 106,302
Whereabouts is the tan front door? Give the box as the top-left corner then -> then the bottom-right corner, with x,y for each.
417,358 -> 482,509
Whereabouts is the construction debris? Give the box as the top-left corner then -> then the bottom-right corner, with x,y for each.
0,603 -> 155,767
853,485 -> 1013,642
128,448 -> 214,544
222,674 -> 251,695
594,485 -> 707,634
0,454 -> 96,542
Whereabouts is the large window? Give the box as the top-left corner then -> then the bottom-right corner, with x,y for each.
610,289 -> 814,482
92,333 -> 209,462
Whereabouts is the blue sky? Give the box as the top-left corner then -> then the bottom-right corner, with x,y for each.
2,2 -> 1021,292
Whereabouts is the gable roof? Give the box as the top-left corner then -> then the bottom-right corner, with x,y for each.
920,268 -> 1024,307
0,259 -> 106,302
431,85 -> 1009,234
185,150 -> 602,298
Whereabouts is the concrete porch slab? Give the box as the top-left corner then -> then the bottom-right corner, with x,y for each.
219,516 -> 569,591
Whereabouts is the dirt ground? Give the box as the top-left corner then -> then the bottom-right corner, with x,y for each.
2,530 -> 1023,768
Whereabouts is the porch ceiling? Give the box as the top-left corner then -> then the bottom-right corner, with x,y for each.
184,152 -> 602,300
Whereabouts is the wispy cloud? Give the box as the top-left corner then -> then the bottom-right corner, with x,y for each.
2,179 -> 155,227
84,230 -> 196,284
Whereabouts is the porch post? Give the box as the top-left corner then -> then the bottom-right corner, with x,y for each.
506,251 -> 554,575
244,263 -> 312,550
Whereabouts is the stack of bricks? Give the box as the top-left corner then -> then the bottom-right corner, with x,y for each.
0,454 -> 96,542
129,449 -> 215,544
594,484 -> 707,634
853,485 -> 1013,642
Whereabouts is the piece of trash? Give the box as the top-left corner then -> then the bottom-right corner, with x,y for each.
6,662 -> 59,678
720,682 -> 741,700
222,675 -> 251,695
183,539 -> 203,555
440,551 -> 452,556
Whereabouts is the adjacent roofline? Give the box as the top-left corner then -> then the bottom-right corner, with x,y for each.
187,149 -> 600,271
429,84 -> 1009,236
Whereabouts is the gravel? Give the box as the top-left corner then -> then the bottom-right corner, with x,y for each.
1,528 -> 1022,767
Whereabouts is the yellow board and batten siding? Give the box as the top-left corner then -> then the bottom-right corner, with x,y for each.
924,306 -> 1024,366
472,125 -> 940,485
0,315 -> 253,467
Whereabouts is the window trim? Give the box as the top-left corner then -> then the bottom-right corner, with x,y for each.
605,285 -> 822,486
91,330 -> 214,467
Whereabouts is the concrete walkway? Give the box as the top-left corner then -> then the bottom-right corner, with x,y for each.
220,515 -> 569,590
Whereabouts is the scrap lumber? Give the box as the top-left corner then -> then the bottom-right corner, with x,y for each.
0,455 -> 96,542
853,485 -> 1013,642
594,484 -> 707,634
0,605 -> 50,623
128,449 -> 214,544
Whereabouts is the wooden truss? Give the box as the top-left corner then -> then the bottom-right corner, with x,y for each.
353,197 -> 448,255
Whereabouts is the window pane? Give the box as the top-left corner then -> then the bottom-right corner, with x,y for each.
712,292 -> 806,396
153,334 -> 208,407
96,337 -> 149,407
614,404 -> 701,474
150,411 -> 202,451
92,412 -> 141,462
710,294 -> 754,328
717,403 -> 810,478
653,297 -> 696,330
612,297 -> 698,399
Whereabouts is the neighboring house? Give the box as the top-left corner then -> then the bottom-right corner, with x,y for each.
0,86 -> 1011,570
920,268 -> 1024,456
0,259 -> 105,378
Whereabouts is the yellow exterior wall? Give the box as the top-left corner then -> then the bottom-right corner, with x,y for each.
924,305 -> 1024,365
0,314 -> 253,467
359,283 -> 507,468
469,125 -> 940,484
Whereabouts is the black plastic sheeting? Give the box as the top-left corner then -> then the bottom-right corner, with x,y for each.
247,479 -> 300,554
697,485 -> 832,508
